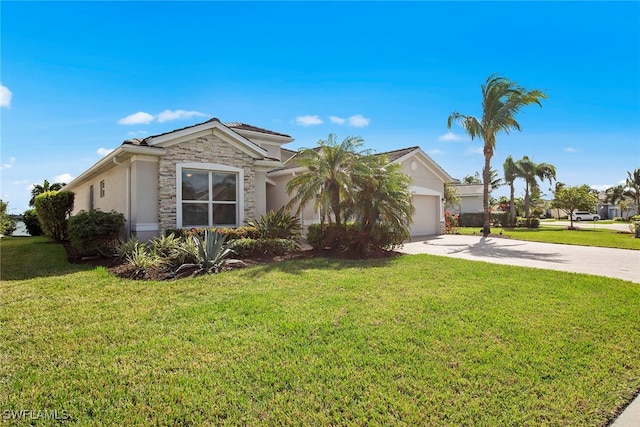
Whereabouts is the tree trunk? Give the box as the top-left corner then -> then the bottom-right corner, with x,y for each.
482,156 -> 491,237
509,182 -> 515,227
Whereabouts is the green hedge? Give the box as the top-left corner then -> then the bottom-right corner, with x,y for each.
23,209 -> 43,236
34,191 -> 75,241
459,212 -> 510,228
68,209 -> 125,256
306,223 -> 405,255
229,238 -> 297,258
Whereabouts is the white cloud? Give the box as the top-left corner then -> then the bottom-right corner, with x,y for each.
438,132 -> 468,142
428,149 -> 444,155
329,115 -> 346,124
564,147 -> 578,153
97,147 -> 115,157
296,115 -> 324,126
0,84 -> 12,108
118,111 -> 155,125
157,109 -> 207,123
348,114 -> 370,128
0,156 -> 16,169
590,184 -> 612,192
54,173 -> 74,183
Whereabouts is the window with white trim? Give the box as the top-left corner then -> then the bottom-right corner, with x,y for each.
180,168 -> 238,228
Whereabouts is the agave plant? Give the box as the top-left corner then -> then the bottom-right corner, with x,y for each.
175,229 -> 234,275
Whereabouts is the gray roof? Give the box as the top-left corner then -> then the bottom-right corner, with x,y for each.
121,118 -> 291,146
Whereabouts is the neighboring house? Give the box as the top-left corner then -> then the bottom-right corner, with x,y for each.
450,183 -> 484,215
64,119 -> 454,240
597,192 -> 638,219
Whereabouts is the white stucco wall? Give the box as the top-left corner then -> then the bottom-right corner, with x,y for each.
69,164 -> 127,217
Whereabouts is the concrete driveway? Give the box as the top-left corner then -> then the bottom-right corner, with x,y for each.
400,234 -> 640,284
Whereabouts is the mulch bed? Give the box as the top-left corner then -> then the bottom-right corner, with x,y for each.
63,242 -> 385,281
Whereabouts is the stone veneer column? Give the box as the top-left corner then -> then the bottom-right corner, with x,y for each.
157,135 -> 256,232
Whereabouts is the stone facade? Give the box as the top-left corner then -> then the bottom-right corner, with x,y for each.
158,135 -> 257,232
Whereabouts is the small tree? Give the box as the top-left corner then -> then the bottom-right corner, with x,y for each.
444,182 -> 461,211
29,179 -> 66,206
34,190 -> 75,241
0,200 -> 17,236
551,184 -> 598,229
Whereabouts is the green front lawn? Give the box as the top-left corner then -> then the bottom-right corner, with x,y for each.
457,226 -> 640,250
2,237 -> 640,425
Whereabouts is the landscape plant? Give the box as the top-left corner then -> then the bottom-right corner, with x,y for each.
246,207 -> 302,240
29,179 -> 66,206
175,229 -> 234,275
448,74 -> 547,237
22,209 -> 43,236
67,209 -> 125,256
551,184 -> 599,229
0,200 -> 16,236
515,155 -> 556,218
33,190 -> 75,241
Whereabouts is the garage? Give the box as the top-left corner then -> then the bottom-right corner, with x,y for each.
410,195 -> 439,236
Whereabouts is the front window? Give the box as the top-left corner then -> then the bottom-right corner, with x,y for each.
181,169 -> 238,227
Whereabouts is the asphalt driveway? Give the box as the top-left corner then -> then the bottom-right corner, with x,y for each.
401,234 -> 640,284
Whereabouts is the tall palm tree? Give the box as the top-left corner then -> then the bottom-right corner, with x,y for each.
515,156 -> 556,217
285,134 -> 364,226
29,179 -> 65,206
503,156 -> 519,227
625,168 -> 640,212
447,74 -> 547,236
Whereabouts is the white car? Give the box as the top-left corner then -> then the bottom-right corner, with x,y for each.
571,211 -> 600,221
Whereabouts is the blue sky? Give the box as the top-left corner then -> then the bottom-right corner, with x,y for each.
2,1 -> 639,214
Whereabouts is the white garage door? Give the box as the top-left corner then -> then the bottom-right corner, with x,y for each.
411,195 -> 438,236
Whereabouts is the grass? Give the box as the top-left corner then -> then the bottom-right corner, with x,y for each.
456,226 -> 640,250
2,236 -> 640,425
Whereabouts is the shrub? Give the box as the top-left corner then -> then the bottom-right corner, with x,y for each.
116,237 -> 140,260
149,233 -> 182,259
246,207 -> 302,240
34,190 -> 75,241
23,209 -> 43,236
68,209 -> 125,256
445,211 -> 459,234
0,200 -> 16,236
459,213 -> 485,227
306,223 -> 403,256
229,238 -> 297,258
516,217 -> 540,228
126,242 -> 162,277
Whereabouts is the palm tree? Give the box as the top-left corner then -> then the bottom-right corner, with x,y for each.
515,156 -> 556,218
625,168 -> 640,213
29,179 -> 65,206
347,154 -> 414,238
503,156 -> 519,227
447,74 -> 547,236
285,134 -> 364,226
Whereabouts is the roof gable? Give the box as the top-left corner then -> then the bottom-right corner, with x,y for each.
142,118 -> 269,159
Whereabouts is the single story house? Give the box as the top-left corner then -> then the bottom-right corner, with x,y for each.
450,183 -> 484,215
64,118 -> 454,240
